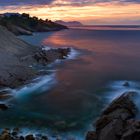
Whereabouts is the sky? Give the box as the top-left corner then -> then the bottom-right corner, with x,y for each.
0,0 -> 140,25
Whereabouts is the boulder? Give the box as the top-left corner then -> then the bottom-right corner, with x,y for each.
0,104 -> 8,111
86,131 -> 97,140
25,134 -> 35,140
86,92 -> 139,140
0,129 -> 12,140
33,48 -> 71,64
123,82 -> 130,87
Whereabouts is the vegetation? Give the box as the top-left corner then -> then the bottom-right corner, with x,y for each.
0,13 -> 67,35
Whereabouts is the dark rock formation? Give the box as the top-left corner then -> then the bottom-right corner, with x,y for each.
0,26 -> 71,88
86,131 -> 97,140
0,13 -> 68,35
33,48 -> 71,64
86,92 -> 140,140
0,128 -> 48,140
123,82 -> 130,87
0,91 -> 12,100
0,104 -> 8,111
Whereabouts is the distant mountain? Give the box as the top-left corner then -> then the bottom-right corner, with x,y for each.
0,13 -> 68,35
2,12 -> 21,17
55,20 -> 83,27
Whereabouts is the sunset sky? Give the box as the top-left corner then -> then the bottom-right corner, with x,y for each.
0,0 -> 140,25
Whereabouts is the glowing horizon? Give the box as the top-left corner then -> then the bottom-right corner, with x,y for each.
0,0 -> 140,25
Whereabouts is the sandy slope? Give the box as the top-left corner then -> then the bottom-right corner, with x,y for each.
0,25 -> 36,88
0,25 -> 70,88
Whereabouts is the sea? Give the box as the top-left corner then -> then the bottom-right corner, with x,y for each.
1,25 -> 140,139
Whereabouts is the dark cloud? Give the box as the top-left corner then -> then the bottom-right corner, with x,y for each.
0,0 -> 55,6
0,0 -> 139,7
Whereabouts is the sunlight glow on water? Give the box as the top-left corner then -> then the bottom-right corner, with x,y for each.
1,28 -> 140,138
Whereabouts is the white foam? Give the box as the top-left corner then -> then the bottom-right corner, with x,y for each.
105,80 -> 140,102
67,48 -> 79,60
41,46 -> 79,60
41,46 -> 51,51
12,74 -> 56,99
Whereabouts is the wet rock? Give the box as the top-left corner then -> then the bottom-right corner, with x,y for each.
123,82 -> 130,87
121,120 -> 140,140
25,134 -> 35,140
97,118 -> 124,140
102,92 -> 137,117
0,104 -> 8,111
0,91 -> 12,100
33,48 -> 71,64
41,135 -> 48,140
86,131 -> 97,140
11,128 -> 20,137
19,136 -> 25,140
0,129 -> 12,140
86,92 -> 139,140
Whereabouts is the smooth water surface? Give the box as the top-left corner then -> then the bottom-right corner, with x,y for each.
1,27 -> 140,138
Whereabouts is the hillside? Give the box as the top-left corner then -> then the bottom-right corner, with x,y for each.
0,25 -> 37,87
0,25 -> 70,88
55,20 -> 83,27
0,13 -> 68,35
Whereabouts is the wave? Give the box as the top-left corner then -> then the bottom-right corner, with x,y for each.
11,74 -> 56,99
105,80 -> 140,102
67,48 -> 80,60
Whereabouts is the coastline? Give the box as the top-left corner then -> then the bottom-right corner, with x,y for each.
0,26 -> 140,140
0,25 -> 71,110
0,91 -> 140,140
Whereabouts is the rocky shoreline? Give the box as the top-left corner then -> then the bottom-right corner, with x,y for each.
0,25 -> 71,113
0,91 -> 140,140
0,25 -> 70,89
86,91 -> 140,140
0,20 -> 140,140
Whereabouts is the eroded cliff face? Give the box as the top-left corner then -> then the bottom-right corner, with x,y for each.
86,92 -> 140,140
0,26 -> 71,88
0,13 -> 68,35
0,25 -> 36,88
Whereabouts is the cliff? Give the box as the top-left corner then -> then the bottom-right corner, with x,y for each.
86,92 -> 140,140
0,25 -> 70,88
0,13 -> 68,35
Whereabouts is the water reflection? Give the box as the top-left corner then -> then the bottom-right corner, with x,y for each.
1,29 -> 140,136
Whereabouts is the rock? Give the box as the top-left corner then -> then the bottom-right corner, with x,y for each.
123,82 -> 130,87
0,91 -> 12,100
19,136 -> 25,140
25,134 -> 35,140
41,135 -> 48,140
13,128 -> 20,133
1,128 -> 10,134
11,128 -> 19,137
121,120 -> 140,140
86,131 -> 97,140
102,92 -> 137,118
0,133 -> 11,140
0,129 -> 12,140
97,118 -> 124,140
33,48 -> 71,64
86,92 -> 139,140
0,104 -> 8,111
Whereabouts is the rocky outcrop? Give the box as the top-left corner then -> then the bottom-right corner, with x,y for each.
6,24 -> 33,36
33,48 -> 71,64
0,104 -> 8,111
86,92 -> 140,140
0,128 -> 48,140
0,25 -> 71,88
0,13 -> 68,36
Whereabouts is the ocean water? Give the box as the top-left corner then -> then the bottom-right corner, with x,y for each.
1,27 -> 140,139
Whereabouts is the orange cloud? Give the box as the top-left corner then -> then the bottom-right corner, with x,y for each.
0,2 -> 140,25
